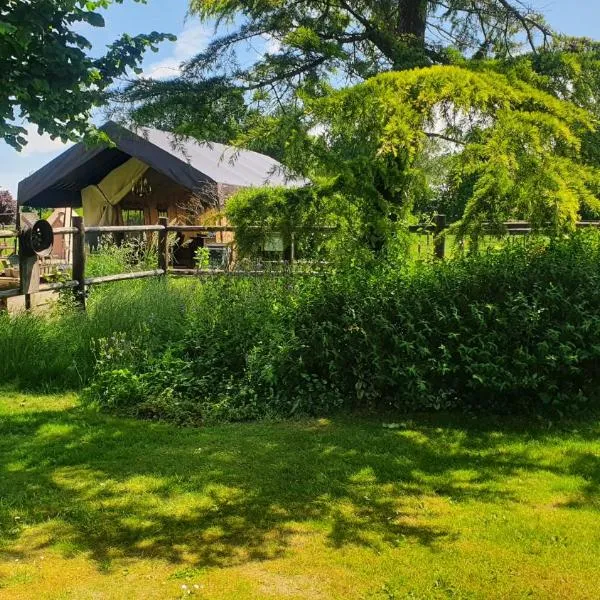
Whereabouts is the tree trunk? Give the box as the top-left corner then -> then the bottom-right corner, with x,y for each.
397,0 -> 428,43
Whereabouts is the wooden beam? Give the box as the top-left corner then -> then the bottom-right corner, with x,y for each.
52,227 -> 78,235
72,216 -> 86,310
84,225 -> 164,234
85,269 -> 165,286
0,287 -> 21,300
158,217 -> 169,274
168,269 -> 319,278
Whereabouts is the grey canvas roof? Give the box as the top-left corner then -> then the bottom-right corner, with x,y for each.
18,121 -> 305,208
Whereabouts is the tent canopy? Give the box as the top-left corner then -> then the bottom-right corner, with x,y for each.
18,121 -> 305,208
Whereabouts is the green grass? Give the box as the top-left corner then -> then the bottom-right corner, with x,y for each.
408,233 -> 530,261
1,391 -> 599,599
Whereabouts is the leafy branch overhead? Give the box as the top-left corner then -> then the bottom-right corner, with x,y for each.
183,1 -> 550,100
248,66 -> 600,244
0,0 -> 175,150
119,1 -> 553,135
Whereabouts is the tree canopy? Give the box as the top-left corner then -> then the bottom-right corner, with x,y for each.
0,0 -> 175,150
118,1 -> 600,247
122,0 -> 551,127
232,66 -> 600,248
0,189 -> 16,226
188,0 -> 551,81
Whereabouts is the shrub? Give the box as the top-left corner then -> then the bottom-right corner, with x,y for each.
3,232 -> 600,421
225,184 -> 341,260
259,234 -> 600,416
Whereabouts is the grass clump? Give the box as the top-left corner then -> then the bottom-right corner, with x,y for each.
0,278 -> 190,390
85,237 -> 158,278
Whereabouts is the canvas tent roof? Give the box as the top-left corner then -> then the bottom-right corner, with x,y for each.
18,121 -> 304,208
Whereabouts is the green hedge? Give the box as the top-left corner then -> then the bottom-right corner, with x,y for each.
265,235 -> 600,415
3,233 -> 600,421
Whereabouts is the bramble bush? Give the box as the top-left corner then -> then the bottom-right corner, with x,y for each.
2,233 -> 600,421
263,234 -> 600,416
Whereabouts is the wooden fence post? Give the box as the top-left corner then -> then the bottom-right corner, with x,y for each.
158,217 -> 168,275
72,215 -> 86,310
15,204 -> 31,310
434,214 -> 446,260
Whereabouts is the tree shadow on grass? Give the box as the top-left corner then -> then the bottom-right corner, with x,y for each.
0,403 -> 598,571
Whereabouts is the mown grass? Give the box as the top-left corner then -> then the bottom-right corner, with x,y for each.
1,390 -> 599,599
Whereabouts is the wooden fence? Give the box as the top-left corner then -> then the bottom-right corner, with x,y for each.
2,215 -> 600,311
0,217 -> 337,311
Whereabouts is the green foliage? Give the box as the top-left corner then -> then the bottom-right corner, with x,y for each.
115,77 -> 254,146
181,0 -> 550,105
193,246 -> 210,269
82,275 -> 298,423
270,234 -> 600,415
475,39 -> 600,217
115,1 -> 600,246
4,232 -> 599,421
0,277 -> 190,390
85,233 -> 600,420
120,0 -> 551,152
225,184 -> 342,259
86,237 -> 158,278
502,38 -> 600,118
264,66 -> 600,244
0,0 -> 175,150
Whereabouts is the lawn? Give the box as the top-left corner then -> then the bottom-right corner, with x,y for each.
0,392 -> 599,599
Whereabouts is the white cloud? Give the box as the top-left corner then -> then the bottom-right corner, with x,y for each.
0,171 -> 21,197
263,34 -> 282,55
0,125 -> 73,196
145,22 -> 210,80
20,125 -> 73,157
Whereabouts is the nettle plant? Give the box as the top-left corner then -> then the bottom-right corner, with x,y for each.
265,65 -> 600,248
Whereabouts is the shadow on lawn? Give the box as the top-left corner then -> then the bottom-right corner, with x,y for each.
0,404 -> 598,570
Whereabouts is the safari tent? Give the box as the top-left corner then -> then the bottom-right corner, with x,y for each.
17,121 -> 303,228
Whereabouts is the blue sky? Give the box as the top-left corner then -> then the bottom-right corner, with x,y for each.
0,0 -> 193,197
2,0 -> 600,198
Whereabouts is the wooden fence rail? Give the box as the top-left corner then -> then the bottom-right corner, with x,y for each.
3,215 -> 600,311
0,217 -> 340,310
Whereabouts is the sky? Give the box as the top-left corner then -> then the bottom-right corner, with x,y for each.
2,0 -> 600,198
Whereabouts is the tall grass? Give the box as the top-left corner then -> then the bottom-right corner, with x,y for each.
2,233 -> 600,421
86,236 -> 158,278
0,278 -> 193,390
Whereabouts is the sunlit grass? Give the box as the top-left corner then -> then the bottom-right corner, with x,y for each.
0,391 -> 599,599
408,232 -> 534,261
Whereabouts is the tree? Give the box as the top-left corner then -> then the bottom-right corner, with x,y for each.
119,1 -> 600,250
0,0 -> 175,150
496,38 -> 600,171
120,0 -> 551,131
245,66 -> 600,249
0,189 -> 16,226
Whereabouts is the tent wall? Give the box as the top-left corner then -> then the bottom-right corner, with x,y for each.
118,168 -> 217,225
